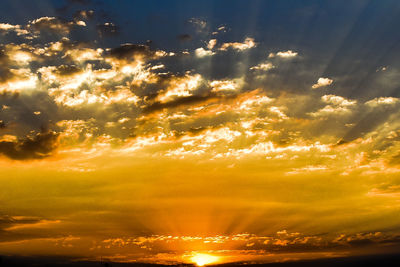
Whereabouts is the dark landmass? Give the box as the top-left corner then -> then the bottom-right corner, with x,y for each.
217,253 -> 400,267
0,254 -> 400,267
1,254 -> 400,267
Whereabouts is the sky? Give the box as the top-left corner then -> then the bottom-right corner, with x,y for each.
0,0 -> 400,265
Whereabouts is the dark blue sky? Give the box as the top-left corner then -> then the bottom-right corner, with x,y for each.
1,0 -> 398,99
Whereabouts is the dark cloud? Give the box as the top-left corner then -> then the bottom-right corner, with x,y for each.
143,93 -> 227,114
107,43 -> 154,60
0,49 -> 14,83
177,34 -> 192,42
0,131 -> 59,160
389,153 -> 400,166
332,232 -> 400,249
73,10 -> 95,21
339,108 -> 396,143
0,215 -> 42,230
187,17 -> 208,33
335,139 -> 348,146
67,0 -> 91,4
97,22 -> 118,38
53,65 -> 82,76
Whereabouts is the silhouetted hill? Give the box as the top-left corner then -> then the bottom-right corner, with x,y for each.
0,254 -> 400,267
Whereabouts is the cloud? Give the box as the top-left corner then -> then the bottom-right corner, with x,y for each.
188,18 -> 208,32
0,49 -> 15,83
194,39 -> 218,58
269,50 -> 298,58
0,23 -> 29,36
107,43 -> 155,61
73,10 -> 94,20
0,23 -> 20,31
50,87 -> 140,107
308,95 -> 356,117
52,65 -> 82,76
0,215 -> 42,228
321,95 -> 356,106
207,39 -> 217,49
212,25 -> 228,35
219,37 -> 256,51
250,62 -> 274,71
365,97 -> 399,107
97,22 -> 118,37
97,230 -> 400,255
0,131 -> 59,160
27,17 -> 86,35
143,93 -> 217,115
0,215 -> 61,241
286,165 -> 328,175
153,73 -> 203,103
4,218 -> 61,231
312,77 -> 333,89
332,232 -> 400,247
210,78 -> 244,93
195,47 -> 214,58
68,0 -> 91,4
177,34 -> 192,42
367,185 -> 400,198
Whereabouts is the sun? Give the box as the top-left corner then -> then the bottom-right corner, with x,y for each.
190,253 -> 220,266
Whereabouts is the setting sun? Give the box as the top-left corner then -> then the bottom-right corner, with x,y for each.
190,253 -> 220,266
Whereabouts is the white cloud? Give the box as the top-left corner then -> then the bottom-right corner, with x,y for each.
210,78 -> 244,93
207,39 -> 217,50
195,47 -> 214,58
219,37 -> 256,51
250,62 -> 274,71
0,23 -> 29,36
0,23 -> 18,30
188,17 -> 207,32
365,97 -> 399,107
321,95 -> 356,106
269,50 -> 298,58
308,95 -> 356,117
311,77 -> 333,89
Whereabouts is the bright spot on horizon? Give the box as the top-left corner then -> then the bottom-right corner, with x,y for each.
190,253 -> 220,266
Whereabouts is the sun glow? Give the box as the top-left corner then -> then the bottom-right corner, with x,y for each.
190,253 -> 220,266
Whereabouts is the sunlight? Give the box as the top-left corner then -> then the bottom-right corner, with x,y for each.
190,253 -> 220,266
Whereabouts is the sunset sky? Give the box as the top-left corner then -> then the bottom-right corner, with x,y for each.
1,0 -> 400,265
